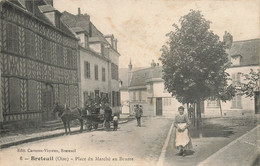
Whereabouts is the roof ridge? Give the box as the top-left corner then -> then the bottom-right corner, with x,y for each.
233,38 -> 260,43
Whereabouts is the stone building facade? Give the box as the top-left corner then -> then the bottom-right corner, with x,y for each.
0,0 -> 79,129
204,38 -> 260,117
61,9 -> 121,113
122,61 -> 183,117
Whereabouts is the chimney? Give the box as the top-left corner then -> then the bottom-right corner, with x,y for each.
45,0 -> 53,6
39,5 -> 60,27
223,31 -> 233,49
78,8 -> 81,16
151,60 -> 156,68
104,34 -> 114,48
128,59 -> 132,71
113,38 -> 118,51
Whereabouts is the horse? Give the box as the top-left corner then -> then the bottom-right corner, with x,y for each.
53,103 -> 83,135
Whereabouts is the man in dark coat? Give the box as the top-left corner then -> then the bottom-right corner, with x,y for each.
135,104 -> 143,127
104,103 -> 112,130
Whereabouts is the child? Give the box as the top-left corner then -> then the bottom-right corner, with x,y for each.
113,114 -> 119,131
174,106 -> 192,157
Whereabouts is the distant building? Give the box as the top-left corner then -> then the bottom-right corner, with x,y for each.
0,0 -> 79,129
61,9 -> 121,113
119,65 -> 130,114
121,60 -> 183,117
203,38 -> 260,117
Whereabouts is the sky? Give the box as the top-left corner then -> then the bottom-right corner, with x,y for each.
54,0 -> 260,68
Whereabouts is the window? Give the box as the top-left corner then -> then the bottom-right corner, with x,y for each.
112,91 -> 116,107
111,91 -> 120,107
56,44 -> 63,66
148,83 -> 153,93
133,91 -> 136,101
95,65 -> 98,80
67,49 -> 73,68
164,99 -> 167,106
117,91 -> 121,106
95,90 -> 100,97
9,78 -> 21,112
42,39 -> 51,63
101,44 -> 105,56
25,29 -> 35,58
102,68 -> 106,82
28,80 -> 38,111
232,73 -> 241,86
84,61 -> 90,78
231,55 -> 241,66
207,99 -> 220,107
164,98 -> 172,106
7,23 -> 19,53
139,91 -> 142,101
83,91 -> 88,103
90,92 -> 94,99
111,63 -> 118,80
232,95 -> 242,109
231,73 -> 242,108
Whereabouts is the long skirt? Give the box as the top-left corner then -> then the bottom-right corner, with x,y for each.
175,123 -> 192,150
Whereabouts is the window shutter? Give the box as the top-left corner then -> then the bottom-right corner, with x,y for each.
84,62 -> 87,78
232,74 -> 235,85
117,92 -> 120,106
112,91 -> 115,107
237,73 -> 241,84
231,96 -> 236,108
237,95 -> 242,108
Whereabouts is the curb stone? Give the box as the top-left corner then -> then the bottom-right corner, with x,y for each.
0,120 -> 129,149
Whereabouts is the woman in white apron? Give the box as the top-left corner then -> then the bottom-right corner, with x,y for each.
174,106 -> 192,157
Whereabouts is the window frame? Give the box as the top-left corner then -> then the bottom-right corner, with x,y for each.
94,64 -> 99,80
84,61 -> 91,79
102,67 -> 106,82
7,23 -> 19,53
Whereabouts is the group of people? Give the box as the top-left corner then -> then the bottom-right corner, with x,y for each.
133,104 -> 192,157
84,95 -> 193,157
84,94 -> 119,131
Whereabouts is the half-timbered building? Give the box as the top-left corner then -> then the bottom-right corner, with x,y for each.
0,0 -> 79,129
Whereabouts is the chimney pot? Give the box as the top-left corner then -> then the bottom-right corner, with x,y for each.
78,8 -> 81,16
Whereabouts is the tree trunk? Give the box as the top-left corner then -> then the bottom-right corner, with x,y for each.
219,99 -> 223,117
186,102 -> 189,117
193,103 -> 196,126
196,100 -> 201,129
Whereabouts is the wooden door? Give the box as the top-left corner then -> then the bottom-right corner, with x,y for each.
42,84 -> 54,120
156,98 -> 162,116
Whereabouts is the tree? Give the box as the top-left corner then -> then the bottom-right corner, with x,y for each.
214,84 -> 236,117
159,10 -> 230,127
237,69 -> 260,97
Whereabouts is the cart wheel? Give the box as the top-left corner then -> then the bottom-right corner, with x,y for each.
94,124 -> 98,130
105,121 -> 110,130
86,124 -> 92,131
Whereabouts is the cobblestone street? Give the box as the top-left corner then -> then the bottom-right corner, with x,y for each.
1,116 -> 259,166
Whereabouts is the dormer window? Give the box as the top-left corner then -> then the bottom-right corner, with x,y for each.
231,54 -> 242,66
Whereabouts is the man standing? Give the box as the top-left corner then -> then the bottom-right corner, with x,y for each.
135,104 -> 143,127
104,103 -> 112,130
188,105 -> 194,119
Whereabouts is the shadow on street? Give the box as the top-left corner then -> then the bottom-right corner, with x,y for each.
190,123 -> 234,138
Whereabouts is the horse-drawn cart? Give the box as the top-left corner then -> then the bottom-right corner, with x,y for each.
83,113 -> 104,131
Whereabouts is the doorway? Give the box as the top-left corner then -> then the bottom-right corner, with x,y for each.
42,83 -> 55,120
156,98 -> 162,116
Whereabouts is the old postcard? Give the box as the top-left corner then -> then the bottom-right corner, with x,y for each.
0,0 -> 259,166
